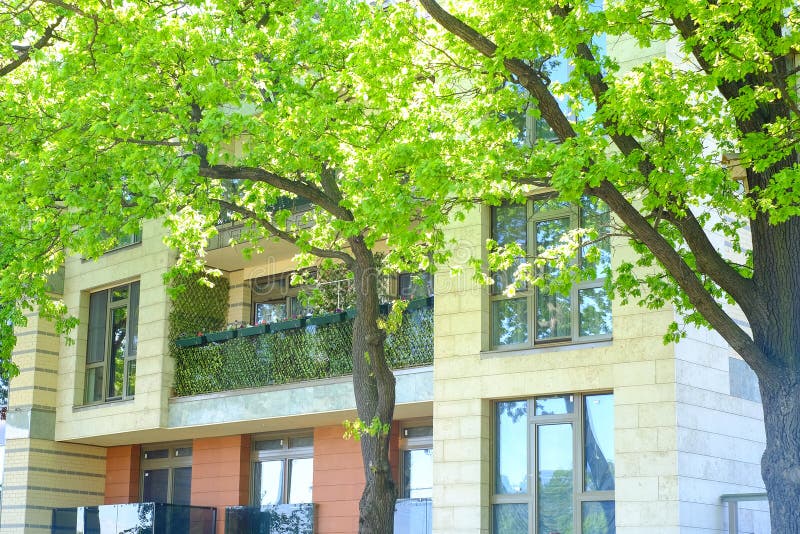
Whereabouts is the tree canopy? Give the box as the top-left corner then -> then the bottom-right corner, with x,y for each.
3,0 -> 800,530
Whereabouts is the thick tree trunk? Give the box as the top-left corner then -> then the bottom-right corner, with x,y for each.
349,238 -> 397,534
759,373 -> 800,534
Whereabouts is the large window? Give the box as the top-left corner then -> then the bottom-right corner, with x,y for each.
493,393 -> 615,534
490,198 -> 611,348
400,423 -> 433,499
252,434 -> 313,506
84,281 -> 139,404
141,444 -> 193,505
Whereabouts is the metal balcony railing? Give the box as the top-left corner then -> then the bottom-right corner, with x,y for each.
173,298 -> 433,396
720,493 -> 769,534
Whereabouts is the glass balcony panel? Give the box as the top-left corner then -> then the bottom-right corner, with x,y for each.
394,498 -> 432,534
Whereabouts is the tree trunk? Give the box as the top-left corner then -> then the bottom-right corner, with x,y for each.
349,237 -> 397,534
759,372 -> 800,534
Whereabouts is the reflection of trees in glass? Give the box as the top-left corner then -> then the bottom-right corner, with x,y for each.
581,501 -> 615,534
536,290 -> 571,339
580,197 -> 611,279
494,298 -> 528,345
496,401 -> 528,494
494,503 -> 528,534
538,469 -> 573,534
578,288 -> 611,337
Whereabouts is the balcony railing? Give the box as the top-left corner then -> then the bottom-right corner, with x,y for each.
394,498 -> 432,534
224,504 -> 315,534
52,502 -> 216,534
173,298 -> 433,397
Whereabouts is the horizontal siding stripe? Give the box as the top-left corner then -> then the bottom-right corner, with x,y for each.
4,485 -> 104,497
4,466 -> 104,478
15,331 -> 59,339
4,448 -> 105,461
10,348 -> 59,357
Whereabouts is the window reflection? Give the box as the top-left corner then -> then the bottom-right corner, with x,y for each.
537,424 -> 574,534
496,401 -> 528,494
584,394 -> 615,491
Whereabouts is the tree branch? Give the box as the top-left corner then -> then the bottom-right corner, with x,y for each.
199,164 -> 354,222
211,198 -> 355,267
0,16 -> 63,77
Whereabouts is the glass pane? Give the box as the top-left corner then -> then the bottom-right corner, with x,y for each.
111,286 -> 129,302
493,503 -> 528,534
255,438 -> 284,451
255,460 -> 284,505
492,298 -> 529,346
289,436 -> 313,449
288,457 -> 314,504
172,467 -> 192,505
107,306 -> 127,398
579,288 -> 612,337
255,302 -> 287,324
402,448 -> 433,499
585,394 -> 615,491
538,424 -> 574,534
536,290 -> 571,340
492,204 -> 527,247
86,290 -> 108,364
581,197 -> 611,278
175,447 -> 193,458
495,401 -> 528,494
125,360 -> 136,397
582,501 -> 615,534
142,469 -> 169,503
535,395 -> 575,416
144,449 -> 169,460
491,260 -> 526,295
399,272 -> 434,299
534,198 -> 571,213
536,217 -> 570,257
84,367 -> 104,404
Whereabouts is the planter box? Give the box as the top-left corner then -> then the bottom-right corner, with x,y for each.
270,318 -> 306,332
307,312 -> 346,327
238,324 -> 269,337
345,308 -> 357,319
175,335 -> 205,348
205,330 -> 237,343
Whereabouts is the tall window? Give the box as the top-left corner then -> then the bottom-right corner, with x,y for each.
252,435 -> 313,506
490,197 -> 611,348
493,393 -> 615,534
141,444 -> 193,505
400,424 -> 433,499
84,281 -> 139,404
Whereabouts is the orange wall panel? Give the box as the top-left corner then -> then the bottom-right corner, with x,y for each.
104,445 -> 140,504
191,435 -> 250,534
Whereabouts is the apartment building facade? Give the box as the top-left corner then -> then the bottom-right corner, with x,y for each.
0,190 -> 772,534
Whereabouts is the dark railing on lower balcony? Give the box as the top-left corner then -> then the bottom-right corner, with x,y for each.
173,297 -> 433,397
52,502 -> 216,534
224,504 -> 315,534
394,498 -> 432,533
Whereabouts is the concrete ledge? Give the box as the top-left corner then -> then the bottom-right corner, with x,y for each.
167,366 -> 433,428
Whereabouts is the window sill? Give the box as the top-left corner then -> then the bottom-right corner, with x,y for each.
73,397 -> 135,412
480,338 -> 613,360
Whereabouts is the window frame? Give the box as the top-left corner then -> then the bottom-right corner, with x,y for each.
250,432 -> 314,506
84,280 -> 140,405
140,442 -> 193,505
399,421 -> 433,500
251,272 -> 312,325
491,392 -> 615,534
489,198 -> 612,350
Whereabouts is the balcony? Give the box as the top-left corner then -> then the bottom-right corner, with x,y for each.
51,503 -> 216,534
172,298 -> 433,397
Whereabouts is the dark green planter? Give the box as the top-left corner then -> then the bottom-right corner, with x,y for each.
271,318 -> 306,332
307,312 -> 345,326
345,308 -> 357,319
238,324 -> 269,337
175,335 -> 205,347
205,330 -> 237,342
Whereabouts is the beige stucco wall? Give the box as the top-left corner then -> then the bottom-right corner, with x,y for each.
431,205 -> 681,534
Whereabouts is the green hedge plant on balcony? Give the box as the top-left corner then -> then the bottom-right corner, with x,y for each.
172,300 -> 433,396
